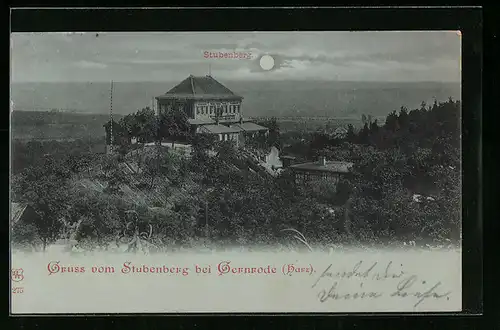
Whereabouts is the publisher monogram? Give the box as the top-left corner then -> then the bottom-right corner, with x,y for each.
11,268 -> 24,282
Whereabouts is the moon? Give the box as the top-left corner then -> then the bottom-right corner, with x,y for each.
259,55 -> 275,71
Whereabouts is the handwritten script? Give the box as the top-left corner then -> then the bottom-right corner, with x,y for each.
311,261 -> 452,308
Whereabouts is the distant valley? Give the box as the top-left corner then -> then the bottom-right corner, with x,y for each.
10,80 -> 460,140
11,80 -> 460,117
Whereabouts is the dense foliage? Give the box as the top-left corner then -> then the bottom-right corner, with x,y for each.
11,98 -> 461,251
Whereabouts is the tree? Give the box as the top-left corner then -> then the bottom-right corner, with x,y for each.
398,106 -> 409,130
368,119 -> 380,145
68,189 -> 129,247
265,117 -> 281,148
135,107 -> 157,143
12,156 -> 72,250
65,153 -> 95,178
159,104 -> 190,147
104,120 -> 129,146
120,113 -> 141,140
189,133 -> 217,172
11,223 -> 41,250
384,110 -> 399,133
358,123 -> 370,145
361,114 -> 367,125
346,124 -> 356,142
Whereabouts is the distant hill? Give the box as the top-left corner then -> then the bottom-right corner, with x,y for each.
11,80 -> 460,118
11,110 -> 123,140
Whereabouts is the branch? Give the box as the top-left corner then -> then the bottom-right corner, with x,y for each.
280,228 -> 313,252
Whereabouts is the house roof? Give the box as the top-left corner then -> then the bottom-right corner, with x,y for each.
289,160 -> 354,173
199,124 -> 243,134
230,122 -> 269,132
11,202 -> 28,225
157,75 -> 243,100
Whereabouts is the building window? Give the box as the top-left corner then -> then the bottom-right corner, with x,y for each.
196,108 -> 200,115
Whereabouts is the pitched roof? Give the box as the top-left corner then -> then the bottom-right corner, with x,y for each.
11,202 -> 28,225
334,127 -> 348,133
199,124 -> 243,134
157,75 -> 243,100
289,160 -> 354,173
230,122 -> 269,132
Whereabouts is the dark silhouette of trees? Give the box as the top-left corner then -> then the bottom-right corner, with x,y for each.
346,124 -> 356,143
11,156 -> 72,250
159,104 -> 191,146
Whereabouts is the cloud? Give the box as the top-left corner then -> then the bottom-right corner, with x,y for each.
11,31 -> 461,82
106,58 -> 206,65
75,60 -> 107,69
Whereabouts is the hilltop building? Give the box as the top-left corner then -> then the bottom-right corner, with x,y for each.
154,75 -> 269,146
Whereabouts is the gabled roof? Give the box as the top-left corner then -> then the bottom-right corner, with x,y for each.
289,160 -> 354,173
230,122 -> 269,132
199,124 -> 243,134
157,75 -> 243,100
11,202 -> 28,225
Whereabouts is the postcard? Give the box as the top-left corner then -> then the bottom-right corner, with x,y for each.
10,30 -> 462,314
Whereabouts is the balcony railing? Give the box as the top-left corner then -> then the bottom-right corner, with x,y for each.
210,115 -> 237,121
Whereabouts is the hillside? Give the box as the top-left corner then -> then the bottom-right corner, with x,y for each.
11,80 -> 460,118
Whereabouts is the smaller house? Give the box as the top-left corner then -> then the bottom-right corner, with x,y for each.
280,155 -> 297,168
288,157 -> 354,187
11,202 -> 41,229
332,127 -> 348,139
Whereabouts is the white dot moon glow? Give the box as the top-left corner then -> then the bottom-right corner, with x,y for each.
259,55 -> 275,71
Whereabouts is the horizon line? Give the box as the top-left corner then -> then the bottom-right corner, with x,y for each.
11,79 -> 461,84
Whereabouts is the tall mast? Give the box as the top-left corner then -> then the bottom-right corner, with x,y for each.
109,80 -> 114,151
